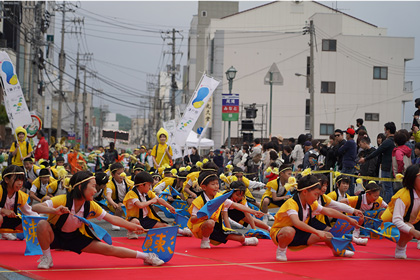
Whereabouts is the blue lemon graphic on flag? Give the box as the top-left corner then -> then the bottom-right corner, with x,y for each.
192,87 -> 210,108
1,61 -> 18,85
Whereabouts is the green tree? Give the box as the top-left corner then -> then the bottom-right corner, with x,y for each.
0,104 -> 9,125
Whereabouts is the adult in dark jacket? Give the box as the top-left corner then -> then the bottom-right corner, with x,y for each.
333,129 -> 346,170
184,147 -> 200,165
358,136 -> 378,178
320,134 -> 336,170
337,128 -> 357,195
359,122 -> 396,203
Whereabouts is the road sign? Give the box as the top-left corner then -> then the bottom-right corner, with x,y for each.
222,94 -> 239,121
264,63 -> 283,85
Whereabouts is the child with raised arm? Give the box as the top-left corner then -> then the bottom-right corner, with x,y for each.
270,174 -> 359,261
381,164 -> 420,258
32,171 -> 164,269
123,171 -> 192,239
188,169 -> 259,249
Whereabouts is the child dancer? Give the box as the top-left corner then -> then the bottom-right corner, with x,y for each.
29,168 -> 57,203
188,169 -> 259,249
33,171 -> 164,269
123,171 -> 192,239
327,175 -> 351,201
104,162 -> 133,230
381,164 -> 420,258
221,181 -> 268,231
0,165 -> 39,240
341,182 -> 387,245
270,174 -> 359,261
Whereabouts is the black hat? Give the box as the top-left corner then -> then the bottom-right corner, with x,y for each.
40,160 -> 50,168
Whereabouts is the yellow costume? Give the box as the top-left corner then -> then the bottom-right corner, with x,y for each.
182,171 -> 200,199
382,188 -> 420,224
9,127 -> 33,167
152,128 -> 173,168
123,188 -> 164,222
105,178 -> 133,213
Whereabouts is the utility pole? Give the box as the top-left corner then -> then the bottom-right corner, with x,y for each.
309,20 -> 315,137
74,51 -> 80,140
81,66 -> 87,149
162,29 -> 182,120
170,28 -> 177,120
56,2 -> 67,139
30,2 -> 42,114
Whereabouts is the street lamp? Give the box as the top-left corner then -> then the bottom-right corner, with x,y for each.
226,66 -> 237,148
295,72 -> 314,137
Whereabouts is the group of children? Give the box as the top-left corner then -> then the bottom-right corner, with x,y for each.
1,155 -> 420,269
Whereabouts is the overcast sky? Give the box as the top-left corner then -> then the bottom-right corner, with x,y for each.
57,1 -> 420,122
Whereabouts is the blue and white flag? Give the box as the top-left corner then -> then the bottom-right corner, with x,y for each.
155,204 -> 176,219
170,186 -> 182,198
174,213 -> 189,229
22,215 -> 47,256
142,226 -> 178,263
74,215 -> 112,245
197,190 -> 233,219
364,222 -> 400,243
329,217 -> 359,238
331,234 -> 355,256
244,228 -> 271,239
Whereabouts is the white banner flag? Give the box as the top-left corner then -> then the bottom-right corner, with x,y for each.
0,51 -> 32,129
174,74 -> 220,147
163,119 -> 183,160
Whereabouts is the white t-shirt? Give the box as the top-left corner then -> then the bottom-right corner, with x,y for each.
30,182 -> 50,196
287,195 -> 323,222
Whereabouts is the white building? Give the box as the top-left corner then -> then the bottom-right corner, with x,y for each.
188,1 -> 414,146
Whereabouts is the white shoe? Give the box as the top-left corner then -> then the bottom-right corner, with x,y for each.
268,214 -> 275,221
276,247 -> 287,261
143,253 -> 164,266
395,248 -> 407,259
243,237 -> 259,246
127,231 -> 138,239
342,250 -> 355,257
1,233 -> 17,241
111,225 -> 121,231
352,236 -> 368,246
262,215 -> 269,223
37,255 -> 54,269
417,240 -> 420,250
200,239 -> 211,249
182,228 -> 193,237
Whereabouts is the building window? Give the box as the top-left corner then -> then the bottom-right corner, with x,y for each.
320,124 -> 334,135
373,67 -> 388,80
305,99 -> 310,130
321,81 -> 336,93
365,113 -> 379,121
322,39 -> 337,51
201,11 -> 207,17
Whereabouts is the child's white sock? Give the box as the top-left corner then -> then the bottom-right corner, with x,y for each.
178,228 -> 184,234
353,228 -> 360,238
136,251 -> 149,259
268,226 -> 271,232
396,244 -> 407,251
42,248 -> 51,258
202,236 -> 210,242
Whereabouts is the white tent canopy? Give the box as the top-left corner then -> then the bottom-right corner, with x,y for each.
185,131 -> 214,149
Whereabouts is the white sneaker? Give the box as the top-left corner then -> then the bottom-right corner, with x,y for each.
37,255 -> 54,269
342,250 -> 355,257
417,240 -> 420,250
352,236 -> 368,246
111,225 -> 121,231
1,233 -> 17,241
127,231 -> 138,239
268,214 -> 275,221
182,228 -> 193,237
262,215 -> 269,223
243,237 -> 259,246
143,253 -> 164,266
395,248 -> 407,259
200,239 -> 211,249
276,247 -> 287,261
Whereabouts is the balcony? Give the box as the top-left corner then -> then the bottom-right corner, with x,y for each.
404,81 -> 413,92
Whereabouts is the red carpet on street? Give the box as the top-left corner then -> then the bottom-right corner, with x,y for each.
1,237 -> 419,280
